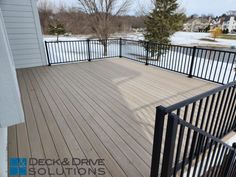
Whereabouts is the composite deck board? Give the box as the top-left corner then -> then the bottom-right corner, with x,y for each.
29,69 -> 100,177
35,67 -> 147,177
31,68 -> 111,177
60,65 -> 153,154
30,67 -> 126,177
24,69 -> 67,177
48,65 -> 152,163
8,58 -> 217,177
8,126 -> 19,177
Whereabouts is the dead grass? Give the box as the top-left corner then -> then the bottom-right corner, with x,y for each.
217,34 -> 236,40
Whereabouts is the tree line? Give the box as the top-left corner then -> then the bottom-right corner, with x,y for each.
38,0 -> 185,57
37,1 -> 145,36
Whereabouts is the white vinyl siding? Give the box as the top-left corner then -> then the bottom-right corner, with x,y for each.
0,8 -> 24,128
0,0 -> 47,68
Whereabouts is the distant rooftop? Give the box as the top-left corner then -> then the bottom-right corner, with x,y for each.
227,10 -> 236,16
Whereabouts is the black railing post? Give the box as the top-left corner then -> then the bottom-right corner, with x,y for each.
233,120 -> 236,132
119,38 -> 122,58
150,106 -> 167,177
233,92 -> 236,132
146,41 -> 149,65
188,46 -> 197,78
87,39 -> 91,62
221,143 -> 236,177
45,41 -> 51,66
161,113 -> 178,177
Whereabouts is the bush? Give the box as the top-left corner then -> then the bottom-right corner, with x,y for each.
210,27 -> 222,40
48,24 -> 65,42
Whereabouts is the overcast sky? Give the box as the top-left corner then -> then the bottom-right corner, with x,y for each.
179,0 -> 236,16
49,0 -> 236,16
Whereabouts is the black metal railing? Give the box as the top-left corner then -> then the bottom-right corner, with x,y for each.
45,39 -> 121,65
45,38 -> 236,84
122,39 -> 236,84
151,112 -> 236,177
150,81 -> 236,177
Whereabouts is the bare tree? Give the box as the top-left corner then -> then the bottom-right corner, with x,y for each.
77,0 -> 130,56
37,0 -> 55,34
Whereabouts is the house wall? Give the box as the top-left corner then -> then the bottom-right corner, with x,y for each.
0,6 -> 25,177
228,16 -> 236,32
0,0 -> 47,68
0,128 -> 7,177
0,8 -> 24,128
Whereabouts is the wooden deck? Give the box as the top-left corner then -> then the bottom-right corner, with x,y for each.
8,58 -> 217,177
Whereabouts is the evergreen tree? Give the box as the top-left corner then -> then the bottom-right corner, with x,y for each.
144,0 -> 185,58
49,24 -> 65,42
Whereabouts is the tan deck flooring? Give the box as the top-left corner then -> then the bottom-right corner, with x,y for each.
8,58 -> 217,177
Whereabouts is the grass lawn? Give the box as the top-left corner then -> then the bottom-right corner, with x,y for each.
217,34 -> 236,40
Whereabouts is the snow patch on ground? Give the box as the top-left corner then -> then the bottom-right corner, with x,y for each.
44,31 -> 236,48
171,32 -> 236,47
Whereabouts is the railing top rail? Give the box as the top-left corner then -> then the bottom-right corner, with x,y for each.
45,40 -> 87,43
165,81 -> 236,112
45,38 -> 119,43
170,112 -> 234,150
